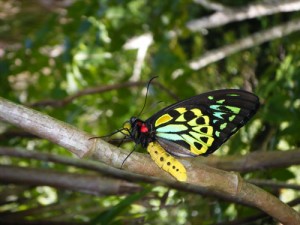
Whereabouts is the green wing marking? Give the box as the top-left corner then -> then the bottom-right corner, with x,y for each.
147,90 -> 259,157
155,107 -> 214,155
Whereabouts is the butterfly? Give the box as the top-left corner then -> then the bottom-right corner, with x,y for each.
121,89 -> 260,182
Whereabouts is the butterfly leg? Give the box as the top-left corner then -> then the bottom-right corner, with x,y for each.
147,142 -> 187,182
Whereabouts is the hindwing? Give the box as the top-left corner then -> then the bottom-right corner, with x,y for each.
146,89 -> 259,156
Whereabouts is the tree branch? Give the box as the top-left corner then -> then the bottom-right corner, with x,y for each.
3,145 -> 300,195
29,81 -> 146,107
29,80 -> 179,108
187,0 -> 300,30
1,97 -> 300,224
193,0 -> 228,11
189,18 -> 300,70
249,179 -> 300,191
0,165 -> 139,196
200,149 -> 300,172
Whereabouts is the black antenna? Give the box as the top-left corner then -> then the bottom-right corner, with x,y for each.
136,76 -> 158,118
121,144 -> 137,168
88,127 -> 127,140
121,76 -> 158,167
90,77 -> 158,167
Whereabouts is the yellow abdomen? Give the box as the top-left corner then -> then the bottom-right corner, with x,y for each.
147,142 -> 187,182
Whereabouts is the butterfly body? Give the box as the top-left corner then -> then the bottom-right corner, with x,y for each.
122,89 -> 260,182
125,117 -> 155,148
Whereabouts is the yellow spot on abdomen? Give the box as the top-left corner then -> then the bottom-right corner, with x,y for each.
147,142 -> 187,182
155,114 -> 173,127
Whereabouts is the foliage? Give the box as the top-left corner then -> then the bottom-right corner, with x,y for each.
1,0 -> 300,224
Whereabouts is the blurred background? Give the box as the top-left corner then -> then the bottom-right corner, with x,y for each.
1,0 -> 300,224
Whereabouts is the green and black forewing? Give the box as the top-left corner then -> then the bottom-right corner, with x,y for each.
146,89 -> 259,157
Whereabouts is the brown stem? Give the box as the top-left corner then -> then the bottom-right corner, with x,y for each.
0,165 -> 139,196
188,0 -> 300,30
189,19 -> 300,70
201,149 -> 300,172
248,179 -> 300,191
29,80 -> 178,108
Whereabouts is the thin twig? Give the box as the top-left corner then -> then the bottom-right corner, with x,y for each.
201,149 -> 300,172
249,179 -> 300,191
193,0 -> 228,11
0,164 -> 140,196
29,80 -> 178,107
29,81 -> 146,107
189,18 -> 300,70
187,0 -> 300,30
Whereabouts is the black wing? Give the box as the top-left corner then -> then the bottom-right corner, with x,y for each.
146,89 -> 259,156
